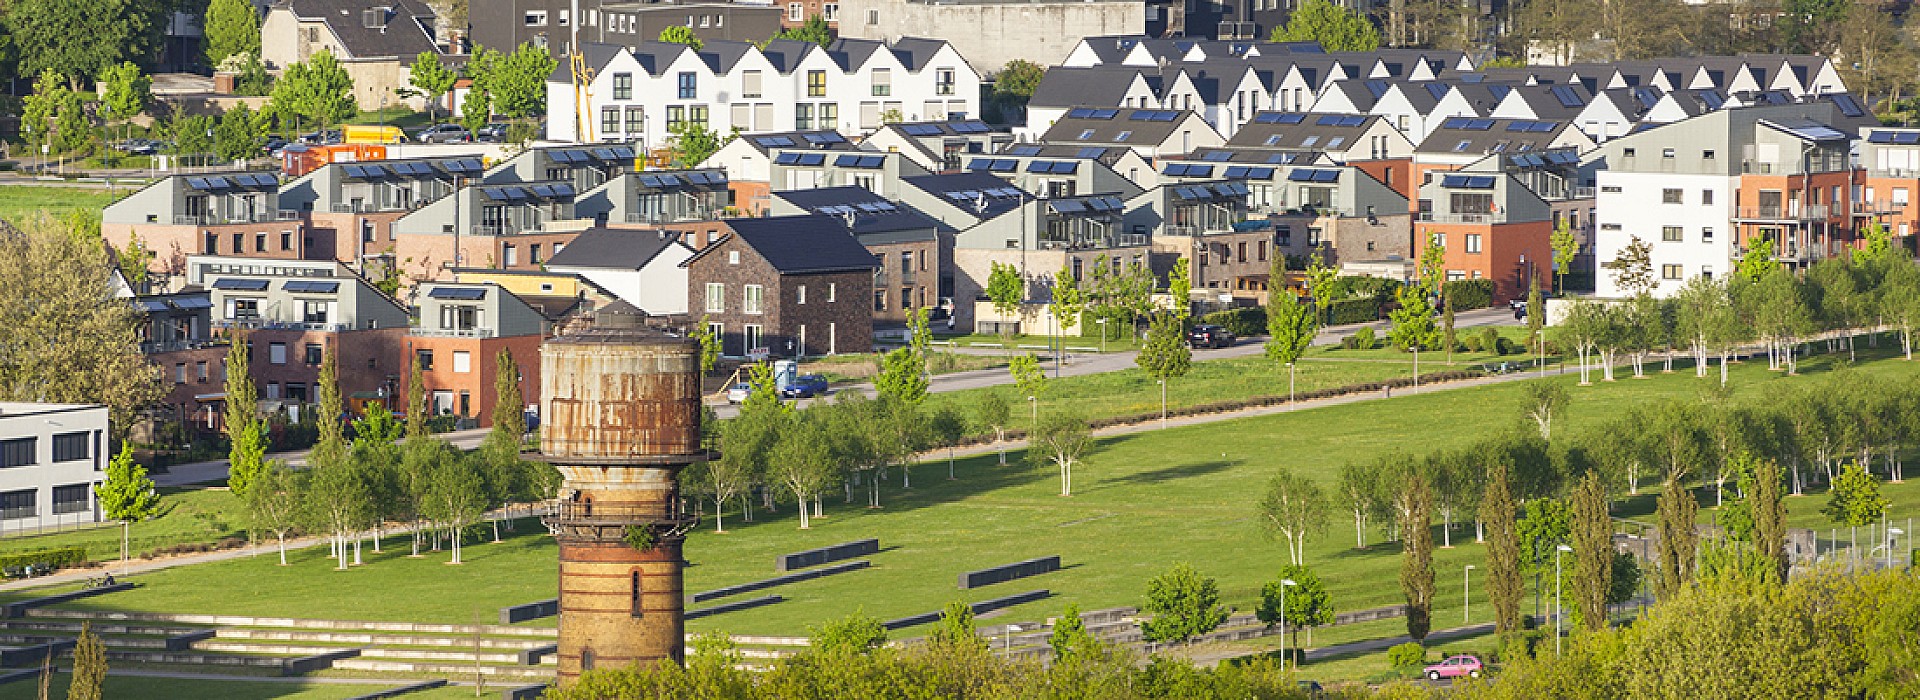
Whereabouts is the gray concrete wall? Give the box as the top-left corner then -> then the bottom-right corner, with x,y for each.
837,0 -> 1142,74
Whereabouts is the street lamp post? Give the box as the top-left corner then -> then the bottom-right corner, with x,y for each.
1005,623 -> 1024,654
1889,527 -> 1905,570
1158,379 -> 1167,429
1412,346 -> 1420,393
1096,318 -> 1108,353
1554,544 -> 1571,656
1028,396 -> 1037,424
1278,578 -> 1298,671
1464,564 -> 1476,624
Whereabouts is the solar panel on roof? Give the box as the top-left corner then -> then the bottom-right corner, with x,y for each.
1427,83 -> 1451,101
171,296 -> 212,310
1530,121 -> 1557,132
1286,169 -> 1317,182
902,124 -> 942,137
966,159 -> 992,171
1050,161 -> 1079,174
1466,119 -> 1496,130
1898,133 -> 1920,145
1364,80 -> 1390,98
134,299 -> 170,313
211,278 -> 269,291
1312,169 -> 1340,183
1218,181 -> 1249,196
1088,109 -> 1119,120
592,148 -> 619,160
1049,199 -> 1086,214
1267,153 -> 1296,164
1184,164 -> 1213,177
551,149 -> 589,164
1443,116 -> 1474,130
444,159 -> 483,173
835,154 -> 864,167
1008,145 -> 1042,156
185,177 -> 210,190
283,280 -> 340,293
1551,85 -> 1586,108
1201,151 -> 1233,162
610,146 -> 636,159
1833,94 -> 1865,117
1087,196 -> 1124,212
1067,108 -> 1097,119
755,136 -> 796,147
204,176 -> 232,190
774,152 -> 803,166
1071,147 -> 1104,159
1507,121 -> 1535,132
1316,114 -> 1344,126
1253,113 -> 1284,124
1700,91 -> 1726,110
987,159 -> 1017,172
1341,116 -> 1365,127
953,120 -> 991,133
427,287 -> 487,300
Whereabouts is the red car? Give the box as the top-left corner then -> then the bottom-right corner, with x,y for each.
1423,654 -> 1484,680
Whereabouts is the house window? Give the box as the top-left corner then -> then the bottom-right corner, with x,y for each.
1662,148 -> 1675,158
1256,240 -> 1267,261
1703,150 -> 1715,160
795,103 -> 813,130
0,490 -> 35,519
304,343 -> 323,365
936,69 -> 955,95
1662,264 -> 1683,279
742,71 -> 763,99
743,324 -> 763,352
1465,234 -> 1482,253
1662,188 -> 1683,204
524,10 -> 547,25
797,285 -> 806,305
453,351 -> 472,373
0,439 -> 34,468
231,298 -> 259,320
728,251 -> 740,264
531,244 -> 543,264
284,383 -> 307,402
828,283 -> 837,301
613,73 -> 632,100
175,363 -> 187,383
269,342 -> 287,365
301,300 -> 329,325
631,570 -> 644,617
874,289 -> 887,311
1702,227 -> 1714,242
254,233 -> 267,252
823,3 -> 838,20
51,432 -> 90,463
678,72 -> 697,99
788,2 -> 803,21
1702,190 -> 1714,205
743,284 -> 764,314
690,105 -> 709,128
666,105 -> 685,130
1078,129 -> 1095,140
705,283 -> 725,312
626,107 -> 644,133
441,305 -> 479,330
1662,226 -> 1683,242
602,107 -> 620,134
807,71 -> 827,98
417,349 -> 434,370
52,485 -> 90,515
871,69 -> 891,96
196,361 -> 209,382
868,9 -> 878,24
281,231 -> 293,250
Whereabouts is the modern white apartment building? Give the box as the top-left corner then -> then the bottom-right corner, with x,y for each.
546,37 -> 980,148
0,403 -> 108,534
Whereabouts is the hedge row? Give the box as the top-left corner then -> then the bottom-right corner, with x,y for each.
1442,279 -> 1496,311
1328,297 -> 1382,324
1199,307 -> 1267,337
0,547 -> 86,573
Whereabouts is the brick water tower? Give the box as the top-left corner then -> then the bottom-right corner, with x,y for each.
540,310 -> 706,685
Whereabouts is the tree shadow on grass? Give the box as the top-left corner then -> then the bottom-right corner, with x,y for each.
1080,460 -> 1238,493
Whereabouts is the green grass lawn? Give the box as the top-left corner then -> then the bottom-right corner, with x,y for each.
1,674 -> 491,700
0,186 -> 125,228
929,332 -> 1144,353
51,347 -> 1920,646
0,488 -> 246,563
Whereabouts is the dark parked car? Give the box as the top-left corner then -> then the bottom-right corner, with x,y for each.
261,137 -> 289,155
114,139 -> 162,156
474,124 -> 508,142
780,374 -> 830,399
1187,324 -> 1235,349
415,124 -> 471,143
298,129 -> 343,145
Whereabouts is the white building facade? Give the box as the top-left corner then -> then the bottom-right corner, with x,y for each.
1592,171 -> 1735,298
0,403 -> 108,534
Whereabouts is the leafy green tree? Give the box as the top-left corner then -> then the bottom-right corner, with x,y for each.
424,451 -> 487,563
1399,472 -> 1435,641
875,347 -> 929,406
10,0 -> 162,89
270,51 -> 357,133
1526,276 -> 1545,349
168,113 -> 217,160
1337,460 -> 1382,548
667,120 -> 727,168
708,364 -> 786,530
1481,465 -> 1525,635
203,0 -> 261,68
771,14 -> 833,46
248,460 -> 304,565
223,333 -> 264,498
809,612 -> 888,655
1166,262 -> 1192,322
96,443 -> 160,571
1140,563 -> 1229,645
22,71 -> 89,155
1029,410 -> 1091,497
460,81 -> 492,134
1750,456 -> 1789,584
1389,285 -> 1440,352
1052,266 -> 1085,338
1854,222 -> 1896,267
1570,472 -> 1613,632
691,316 -> 721,374
1135,313 -> 1191,424
1549,219 -> 1577,294
1010,353 -> 1045,413
928,601 -> 988,653
1605,235 -> 1656,296
479,42 -> 557,118
69,621 -> 105,700
1824,460 -> 1887,528
977,392 -> 1011,465
1270,0 -> 1381,51
768,411 -> 833,528
97,61 -> 151,159
1442,296 -> 1457,362
1654,474 -> 1699,599
987,261 -> 1024,342
1304,253 -> 1338,324
1736,238 -> 1782,282
658,25 -> 704,50
926,405 -> 967,480
992,59 -> 1046,118
409,52 -> 458,120
1255,564 -> 1333,654
214,103 -> 264,162
1266,258 -> 1317,366
1048,603 -> 1101,661
1257,468 -> 1328,567
306,347 -> 367,570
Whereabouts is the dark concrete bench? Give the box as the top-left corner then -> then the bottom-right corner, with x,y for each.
285,648 -> 361,675
692,560 -> 870,603
0,640 -> 72,667
502,684 -> 549,700
686,595 -> 782,620
883,590 -> 1051,630
776,539 -> 878,572
1,582 -> 134,619
958,556 -> 1059,590
345,680 -> 448,700
498,599 -> 561,625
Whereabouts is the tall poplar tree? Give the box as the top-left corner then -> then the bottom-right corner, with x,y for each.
1399,472 -> 1435,641
1751,457 -> 1789,585
1654,474 -> 1699,598
224,333 -> 266,498
1481,465 -> 1524,635
1571,471 -> 1613,632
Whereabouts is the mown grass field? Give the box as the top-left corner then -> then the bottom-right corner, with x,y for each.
0,186 -> 124,228
43,345 -> 1920,649
0,674 -> 486,700
0,487 -> 246,562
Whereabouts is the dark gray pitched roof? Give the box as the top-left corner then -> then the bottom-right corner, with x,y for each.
759,39 -> 816,74
697,40 -> 756,75
284,0 -> 442,61
1038,107 -> 1200,146
889,37 -> 953,72
632,41 -> 698,77
900,172 -> 1031,220
828,38 -> 883,71
551,42 -> 624,82
772,186 -> 954,242
1416,117 -> 1575,156
706,214 -> 878,274
1029,67 -> 1146,109
544,228 -> 687,270
1225,112 -> 1379,152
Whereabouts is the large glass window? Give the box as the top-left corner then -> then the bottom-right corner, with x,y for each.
743,284 -> 764,314
705,283 -> 725,312
807,70 -> 827,98
0,438 -> 36,468
613,73 -> 632,100
0,489 -> 35,519
677,72 -> 697,99
52,485 -> 90,515
51,432 -> 90,463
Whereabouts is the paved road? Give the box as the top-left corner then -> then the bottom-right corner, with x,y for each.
152,428 -> 493,487
710,307 -> 1516,417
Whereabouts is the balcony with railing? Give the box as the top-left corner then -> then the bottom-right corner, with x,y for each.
141,338 -> 229,354
1742,154 -> 1851,175
214,318 -> 352,333
409,326 -> 496,339
1851,200 -> 1904,215
174,212 -> 280,225
1732,205 -> 1829,222
1417,212 -> 1508,224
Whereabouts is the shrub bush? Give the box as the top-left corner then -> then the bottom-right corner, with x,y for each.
1495,337 -> 1516,355
1328,298 -> 1380,324
0,547 -> 87,574
1386,642 -> 1427,670
1201,307 -> 1267,338
1350,327 -> 1377,350
1479,328 -> 1502,355
1442,279 -> 1496,311
1462,336 -> 1483,353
